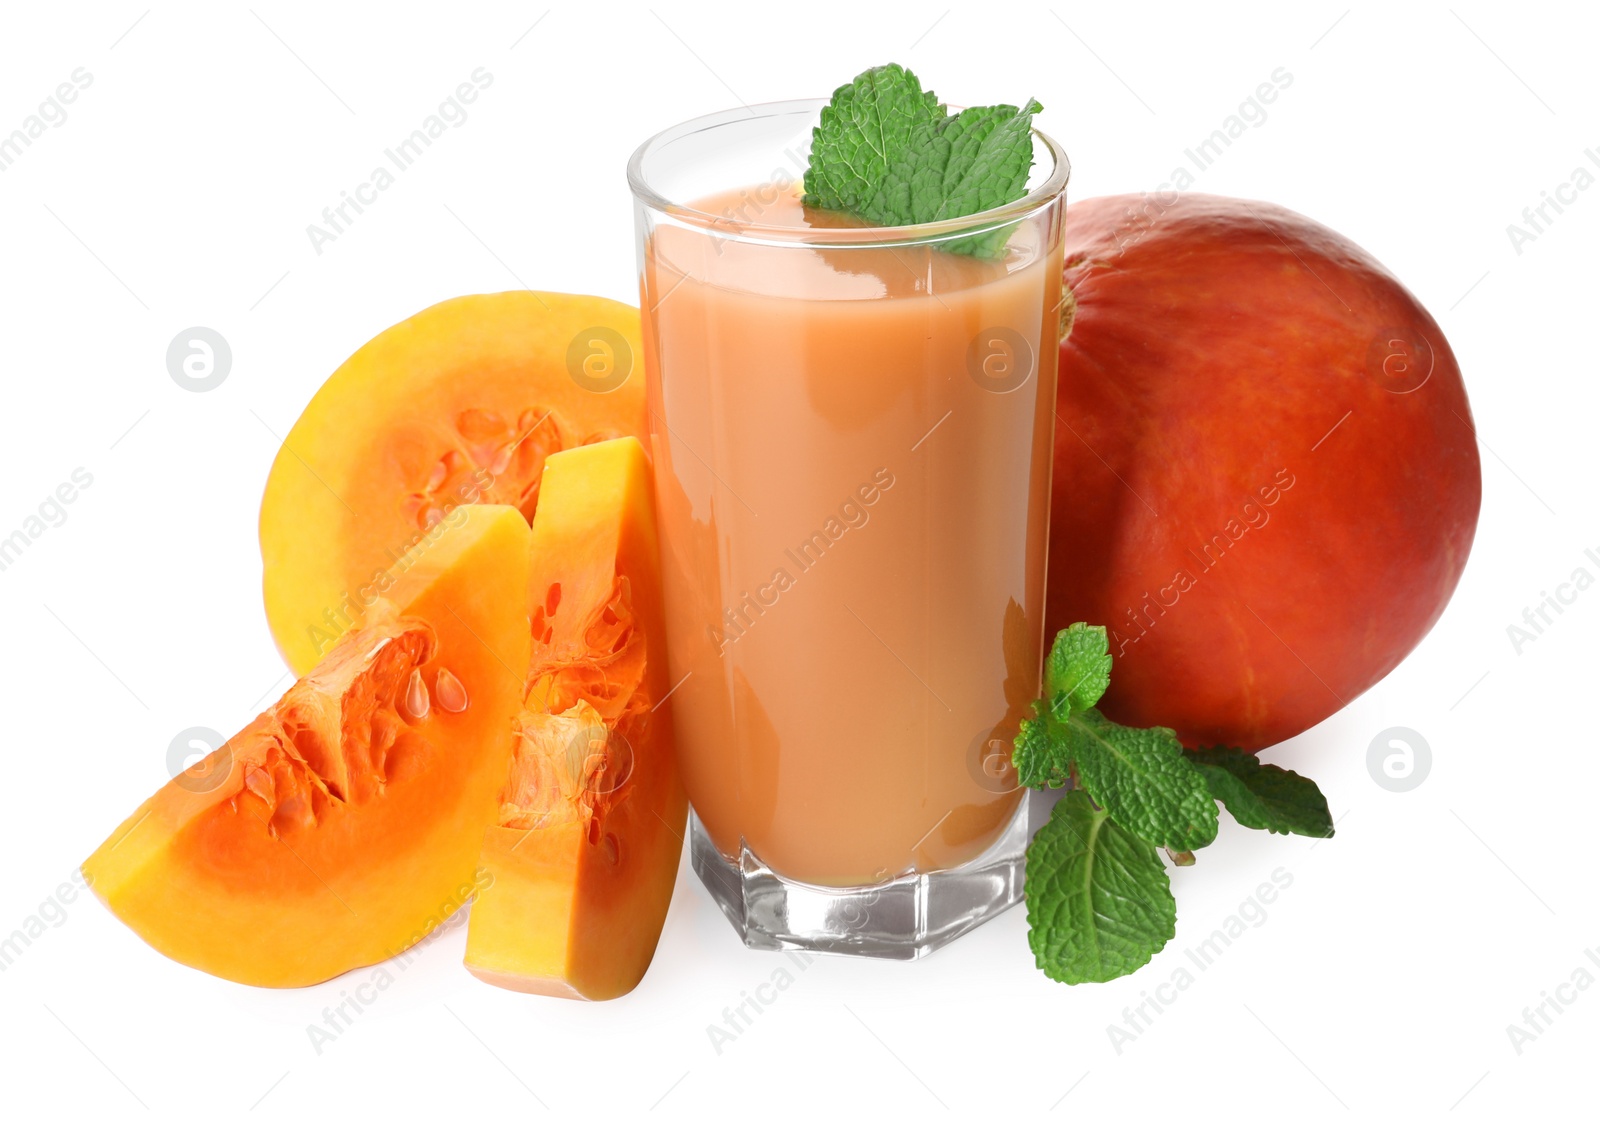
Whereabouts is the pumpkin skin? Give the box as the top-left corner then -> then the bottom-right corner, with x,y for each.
84,505 -> 531,988
465,437 -> 687,1000
1047,194 -> 1480,750
260,291 -> 646,676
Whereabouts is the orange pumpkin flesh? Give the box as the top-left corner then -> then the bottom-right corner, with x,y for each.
84,505 -> 531,988
260,291 -> 645,676
465,437 -> 687,1000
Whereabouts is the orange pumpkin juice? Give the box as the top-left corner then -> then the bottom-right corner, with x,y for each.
642,186 -> 1062,886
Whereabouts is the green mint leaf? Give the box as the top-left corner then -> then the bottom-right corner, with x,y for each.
805,65 -> 1040,257
1066,709 -> 1220,851
866,99 -> 1041,226
1026,790 -> 1176,984
1011,624 -> 1113,789
1041,622 -> 1112,719
1012,706 -> 1069,789
1190,746 -> 1336,838
802,64 -> 942,214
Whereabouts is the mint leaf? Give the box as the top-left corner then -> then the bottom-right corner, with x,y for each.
803,64 -> 942,214
1041,622 -> 1111,719
1026,791 -> 1176,984
1067,709 -> 1220,852
865,100 -> 1041,225
1012,624 -> 1113,788
1190,746 -> 1336,838
804,65 -> 1040,256
1012,706 -> 1068,789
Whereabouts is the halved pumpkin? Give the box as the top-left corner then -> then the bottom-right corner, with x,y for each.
260,291 -> 645,676
84,505 -> 531,988
465,437 -> 688,1000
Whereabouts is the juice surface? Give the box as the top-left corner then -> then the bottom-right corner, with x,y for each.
642,187 -> 1061,886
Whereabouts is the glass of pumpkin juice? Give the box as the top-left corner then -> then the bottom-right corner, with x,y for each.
628,100 -> 1069,957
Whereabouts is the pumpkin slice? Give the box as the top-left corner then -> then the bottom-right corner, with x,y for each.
465,437 -> 687,1000
84,505 -> 531,988
261,291 -> 645,676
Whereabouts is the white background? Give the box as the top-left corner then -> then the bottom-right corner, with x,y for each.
1,2 -> 1595,1117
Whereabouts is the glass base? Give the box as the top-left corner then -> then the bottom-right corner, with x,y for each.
689,799 -> 1032,960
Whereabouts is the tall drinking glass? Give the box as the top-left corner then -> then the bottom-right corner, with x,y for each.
629,100 -> 1069,958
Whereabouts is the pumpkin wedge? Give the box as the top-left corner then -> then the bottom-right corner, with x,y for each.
84,505 -> 531,988
260,291 -> 645,676
465,437 -> 687,1000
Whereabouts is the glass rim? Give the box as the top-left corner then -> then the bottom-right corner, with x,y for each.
626,97 -> 1070,249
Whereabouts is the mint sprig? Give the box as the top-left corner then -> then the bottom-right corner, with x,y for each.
1019,623 -> 1336,985
803,64 -> 1040,256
